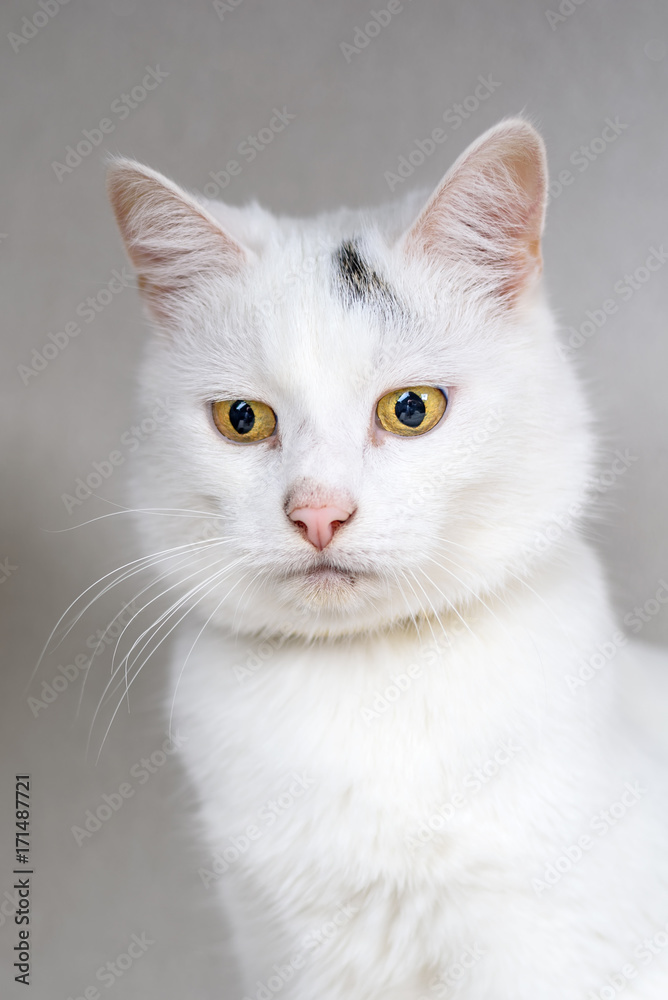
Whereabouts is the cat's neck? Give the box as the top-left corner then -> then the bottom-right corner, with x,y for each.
215,534 -> 612,664
175,536 -> 621,824
181,535 -> 617,749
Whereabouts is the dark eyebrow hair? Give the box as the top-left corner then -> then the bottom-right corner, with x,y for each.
332,239 -> 399,312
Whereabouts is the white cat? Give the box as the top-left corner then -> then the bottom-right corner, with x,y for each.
106,119 -> 668,999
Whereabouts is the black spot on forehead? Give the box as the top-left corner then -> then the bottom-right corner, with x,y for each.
333,239 -> 398,311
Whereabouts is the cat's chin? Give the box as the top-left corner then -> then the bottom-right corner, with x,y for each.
260,561 -> 391,634
281,563 -> 363,609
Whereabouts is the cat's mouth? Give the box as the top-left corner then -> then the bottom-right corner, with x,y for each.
279,560 -> 365,608
287,562 -> 358,584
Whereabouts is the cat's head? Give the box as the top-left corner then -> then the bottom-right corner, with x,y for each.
108,118 -> 593,640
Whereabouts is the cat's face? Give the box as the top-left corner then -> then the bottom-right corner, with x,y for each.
108,119 -> 592,639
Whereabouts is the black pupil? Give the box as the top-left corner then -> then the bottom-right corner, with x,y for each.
229,400 -> 255,435
395,391 -> 426,428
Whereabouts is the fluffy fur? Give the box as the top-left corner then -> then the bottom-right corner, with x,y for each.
107,118 -> 668,998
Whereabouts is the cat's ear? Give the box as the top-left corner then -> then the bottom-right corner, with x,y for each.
401,118 -> 547,304
107,158 -> 251,324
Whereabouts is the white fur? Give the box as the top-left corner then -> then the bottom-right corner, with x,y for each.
107,119 -> 668,998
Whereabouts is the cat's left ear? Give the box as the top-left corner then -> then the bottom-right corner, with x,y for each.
107,158 -> 252,324
401,118 -> 547,305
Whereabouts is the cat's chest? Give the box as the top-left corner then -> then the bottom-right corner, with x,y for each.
172,626 -> 541,883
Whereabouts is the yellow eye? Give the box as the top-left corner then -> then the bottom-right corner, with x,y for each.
212,399 -> 276,443
376,385 -> 447,437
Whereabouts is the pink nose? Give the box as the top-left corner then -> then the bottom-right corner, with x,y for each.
289,505 -> 352,550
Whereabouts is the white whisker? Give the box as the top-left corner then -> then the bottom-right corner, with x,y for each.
412,561 -> 482,647
95,555 -> 246,731
95,566 -> 252,763
405,567 -> 452,652
433,534 -> 577,654
27,535 -> 233,697
85,555 -> 243,753
42,503 -> 229,533
168,568 -> 260,738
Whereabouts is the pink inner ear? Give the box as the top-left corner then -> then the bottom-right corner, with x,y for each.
404,121 -> 547,304
107,160 -> 248,324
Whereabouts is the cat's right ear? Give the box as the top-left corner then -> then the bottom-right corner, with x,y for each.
107,158 -> 251,325
400,118 -> 547,306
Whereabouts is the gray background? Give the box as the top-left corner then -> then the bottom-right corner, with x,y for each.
1,0 -> 667,997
